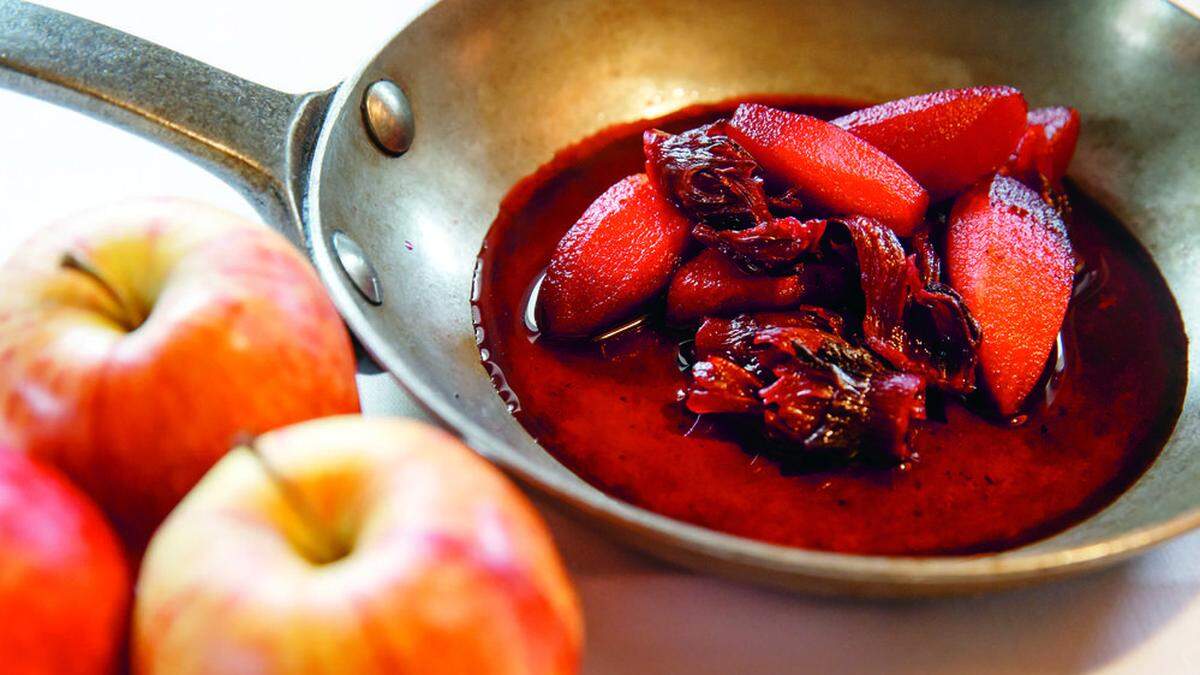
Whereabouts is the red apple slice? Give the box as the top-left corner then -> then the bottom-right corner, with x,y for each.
538,173 -> 692,337
727,104 -> 929,236
947,175 -> 1075,415
665,248 -> 848,324
1003,106 -> 1081,188
833,86 -> 1028,201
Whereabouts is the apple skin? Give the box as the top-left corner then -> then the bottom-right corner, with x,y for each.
0,199 -> 360,550
0,449 -> 130,675
133,416 -> 583,675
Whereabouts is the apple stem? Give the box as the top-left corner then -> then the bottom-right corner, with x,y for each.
242,435 -> 350,565
59,251 -> 144,331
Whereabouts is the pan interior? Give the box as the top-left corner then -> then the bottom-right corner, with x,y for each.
303,0 -> 1200,590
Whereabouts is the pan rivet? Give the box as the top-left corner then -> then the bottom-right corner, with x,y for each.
362,79 -> 414,156
331,231 -> 383,305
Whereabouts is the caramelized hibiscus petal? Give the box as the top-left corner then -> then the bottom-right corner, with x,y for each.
644,123 -> 772,230
694,310 -> 846,367
691,216 -> 827,271
862,372 -> 927,459
644,123 -> 827,271
836,216 -> 981,393
686,357 -> 764,414
687,312 -> 926,462
760,366 -> 925,461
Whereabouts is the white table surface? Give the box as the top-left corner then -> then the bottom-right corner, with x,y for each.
3,2 -> 1199,673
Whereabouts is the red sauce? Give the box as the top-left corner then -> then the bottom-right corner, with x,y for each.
473,97 -> 1188,555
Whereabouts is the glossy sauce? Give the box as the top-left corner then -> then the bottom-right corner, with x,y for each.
473,98 -> 1188,555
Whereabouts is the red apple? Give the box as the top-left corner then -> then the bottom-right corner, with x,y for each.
133,416 -> 583,675
0,450 -> 129,675
0,199 -> 360,550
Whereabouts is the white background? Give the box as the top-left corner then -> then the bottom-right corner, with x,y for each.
2,1 -> 1199,673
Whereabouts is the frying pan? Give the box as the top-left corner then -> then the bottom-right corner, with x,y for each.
2,0 -> 1198,597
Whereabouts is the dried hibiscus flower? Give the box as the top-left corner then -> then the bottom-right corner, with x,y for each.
833,217 -> 981,393
687,357 -> 764,415
644,122 -> 821,271
693,309 -> 846,372
686,311 -> 926,462
691,216 -> 827,272
644,122 -> 771,230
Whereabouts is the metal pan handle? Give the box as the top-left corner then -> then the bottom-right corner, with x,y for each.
0,0 -> 326,243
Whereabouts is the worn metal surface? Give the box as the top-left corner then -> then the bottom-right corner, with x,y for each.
362,79 -> 415,156
331,230 -> 383,305
2,0 -> 1199,596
